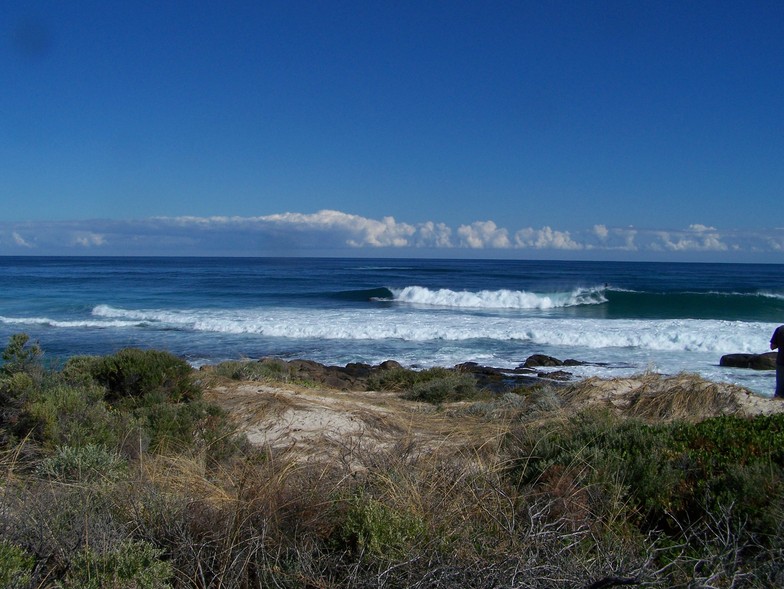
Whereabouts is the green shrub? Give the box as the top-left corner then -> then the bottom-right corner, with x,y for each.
19,383 -> 116,448
367,366 -> 420,391
58,540 -> 173,589
341,491 -> 426,558
0,372 -> 35,398
127,394 -> 244,460
1,333 -> 42,377
403,372 -> 478,404
213,359 -> 290,382
92,348 -> 199,403
508,411 -> 784,551
0,540 -> 34,589
36,444 -> 127,483
60,355 -> 101,386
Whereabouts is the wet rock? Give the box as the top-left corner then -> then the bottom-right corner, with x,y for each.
523,354 -> 563,368
537,370 -> 573,381
720,352 -> 777,370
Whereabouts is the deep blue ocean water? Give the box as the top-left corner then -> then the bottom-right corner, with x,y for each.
1,256 -> 782,395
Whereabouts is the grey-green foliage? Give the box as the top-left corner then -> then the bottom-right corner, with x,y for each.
36,444 -> 127,483
91,348 -> 199,403
403,372 -> 478,404
21,382 -> 117,448
369,366 -> 482,403
57,540 -> 173,589
214,358 -> 290,382
1,333 -> 42,376
0,540 -> 35,589
342,490 -> 426,558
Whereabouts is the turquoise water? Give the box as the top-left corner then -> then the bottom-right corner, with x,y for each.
1,256 -> 782,395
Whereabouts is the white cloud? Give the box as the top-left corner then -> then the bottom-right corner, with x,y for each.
12,232 -> 33,248
457,221 -> 510,248
415,221 -> 453,247
72,232 -> 106,247
514,226 -> 583,250
652,229 -> 728,252
165,210 -> 419,248
688,224 -> 717,232
593,224 -> 609,240
2,211 -> 783,260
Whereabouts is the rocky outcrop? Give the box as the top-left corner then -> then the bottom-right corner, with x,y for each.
238,354 -> 603,392
522,354 -> 586,368
280,358 -> 403,390
719,352 -> 777,370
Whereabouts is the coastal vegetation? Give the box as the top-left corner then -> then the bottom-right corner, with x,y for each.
1,333 -> 783,587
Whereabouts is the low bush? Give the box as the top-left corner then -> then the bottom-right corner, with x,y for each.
1,333 -> 42,377
403,371 -> 479,403
59,540 -> 173,589
340,489 -> 427,558
36,444 -> 127,483
366,366 -> 420,391
0,540 -> 34,589
131,396 -> 244,458
507,410 -> 784,558
60,355 -> 101,386
91,348 -> 199,403
213,358 -> 290,382
17,382 -> 116,449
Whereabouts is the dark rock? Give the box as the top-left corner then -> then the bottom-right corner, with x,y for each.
258,356 -> 288,369
237,356 -> 578,393
523,354 -> 563,368
720,352 -> 777,370
455,362 -> 504,376
563,358 -> 586,366
510,366 -> 537,374
537,370 -> 573,381
343,362 -> 373,378
379,360 -> 403,371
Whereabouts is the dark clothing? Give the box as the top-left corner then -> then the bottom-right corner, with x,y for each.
772,326 -> 784,366
777,365 -> 784,399
771,326 -> 784,398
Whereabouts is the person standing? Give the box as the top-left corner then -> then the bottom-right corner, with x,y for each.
770,325 -> 784,398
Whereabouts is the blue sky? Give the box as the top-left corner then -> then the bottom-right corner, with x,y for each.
2,1 -> 783,261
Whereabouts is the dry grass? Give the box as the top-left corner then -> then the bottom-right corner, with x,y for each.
560,372 -> 778,423
625,372 -> 745,422
5,367 -> 784,587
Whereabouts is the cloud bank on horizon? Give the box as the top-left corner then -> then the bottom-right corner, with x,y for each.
2,210 -> 781,260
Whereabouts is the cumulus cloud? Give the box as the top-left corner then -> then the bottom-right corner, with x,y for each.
415,221 -> 453,247
514,226 -> 582,250
652,226 -> 728,252
457,221 -> 510,248
593,224 -> 609,240
264,210 -> 417,247
688,224 -> 717,232
0,211 -> 782,259
72,232 -> 106,247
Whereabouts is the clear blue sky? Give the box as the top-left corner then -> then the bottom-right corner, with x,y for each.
2,1 -> 783,260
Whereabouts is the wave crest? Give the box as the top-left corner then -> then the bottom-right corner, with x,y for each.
387,286 -> 607,310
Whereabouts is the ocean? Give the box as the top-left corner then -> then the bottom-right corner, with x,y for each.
1,256 -> 782,396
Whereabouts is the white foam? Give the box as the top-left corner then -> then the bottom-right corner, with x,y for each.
1,314 -> 140,329
388,286 -> 607,309
87,304 -> 776,355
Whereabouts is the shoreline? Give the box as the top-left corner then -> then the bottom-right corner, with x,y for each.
201,354 -> 784,444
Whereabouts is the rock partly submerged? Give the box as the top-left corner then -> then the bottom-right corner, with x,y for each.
214,354 -> 607,393
719,352 -> 777,370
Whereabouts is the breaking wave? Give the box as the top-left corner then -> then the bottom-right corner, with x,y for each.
87,304 -> 773,355
385,286 -> 607,309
